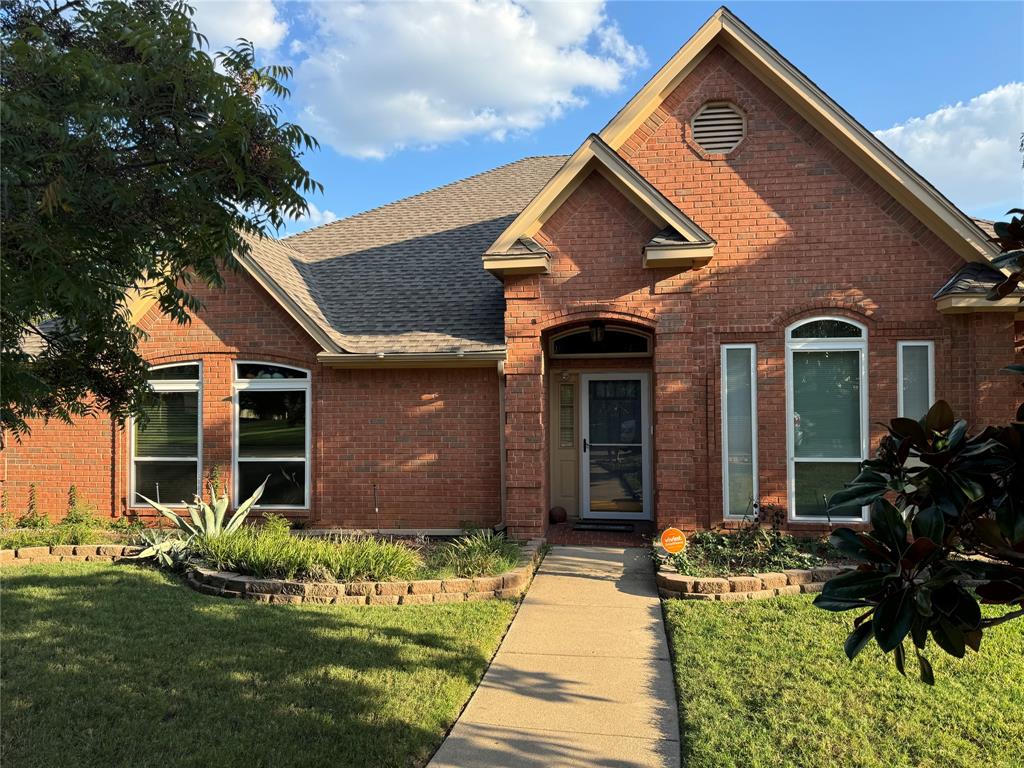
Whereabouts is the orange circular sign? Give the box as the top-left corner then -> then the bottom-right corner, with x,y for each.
660,527 -> 687,554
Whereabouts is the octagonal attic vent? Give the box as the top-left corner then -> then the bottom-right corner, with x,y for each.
691,102 -> 745,154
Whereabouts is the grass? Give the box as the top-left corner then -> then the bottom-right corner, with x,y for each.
663,595 -> 1024,768
1,562 -> 517,768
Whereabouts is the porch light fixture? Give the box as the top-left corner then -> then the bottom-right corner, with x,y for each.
589,320 -> 606,344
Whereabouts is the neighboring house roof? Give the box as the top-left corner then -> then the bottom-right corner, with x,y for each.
240,156 -> 566,356
933,262 -> 1017,299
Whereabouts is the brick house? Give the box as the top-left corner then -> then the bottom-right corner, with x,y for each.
4,8 -> 1019,541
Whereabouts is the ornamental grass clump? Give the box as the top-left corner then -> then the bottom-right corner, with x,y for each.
434,529 -> 520,578
194,516 -> 423,582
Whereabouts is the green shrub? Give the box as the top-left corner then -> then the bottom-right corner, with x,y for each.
17,483 -> 48,529
666,520 -> 837,578
433,529 -> 520,578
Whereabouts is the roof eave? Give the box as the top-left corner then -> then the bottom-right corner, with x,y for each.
934,295 -> 1021,314
233,246 -> 343,353
317,350 -> 506,369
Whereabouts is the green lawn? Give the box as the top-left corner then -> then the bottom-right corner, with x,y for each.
1,562 -> 516,768
664,595 -> 1024,768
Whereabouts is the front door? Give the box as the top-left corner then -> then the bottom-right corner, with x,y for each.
580,373 -> 652,520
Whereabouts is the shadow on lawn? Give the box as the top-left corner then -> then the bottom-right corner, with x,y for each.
0,565 -> 500,768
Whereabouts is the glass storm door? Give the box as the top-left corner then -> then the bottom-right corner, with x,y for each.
580,374 -> 652,520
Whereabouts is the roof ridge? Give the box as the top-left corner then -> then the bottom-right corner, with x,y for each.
283,154 -> 569,243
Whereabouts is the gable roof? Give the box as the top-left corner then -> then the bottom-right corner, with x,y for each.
485,134 -> 715,273
597,6 -> 997,266
239,156 -> 566,356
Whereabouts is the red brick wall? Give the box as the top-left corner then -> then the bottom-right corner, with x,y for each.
500,45 -> 1021,538
3,268 -> 502,529
1,412 -> 114,523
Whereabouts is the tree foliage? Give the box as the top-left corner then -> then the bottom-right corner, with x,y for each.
817,211 -> 1024,682
1,0 -> 320,440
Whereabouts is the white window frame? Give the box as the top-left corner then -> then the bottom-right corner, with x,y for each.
785,317 -> 869,523
130,362 -> 203,508
232,361 -> 311,510
721,344 -> 758,519
897,341 -> 935,418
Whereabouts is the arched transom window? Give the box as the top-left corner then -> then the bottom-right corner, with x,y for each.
549,324 -> 652,358
785,317 -> 868,522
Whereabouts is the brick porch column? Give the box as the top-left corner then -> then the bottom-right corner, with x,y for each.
503,330 -> 548,540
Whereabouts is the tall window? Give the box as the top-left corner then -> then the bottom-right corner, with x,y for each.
786,318 -> 868,521
721,344 -> 758,518
133,363 -> 201,506
234,362 -> 310,508
898,341 -> 935,419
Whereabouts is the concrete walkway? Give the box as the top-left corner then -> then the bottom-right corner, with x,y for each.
429,546 -> 679,768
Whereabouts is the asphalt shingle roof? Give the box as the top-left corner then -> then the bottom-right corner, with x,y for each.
245,155 -> 567,354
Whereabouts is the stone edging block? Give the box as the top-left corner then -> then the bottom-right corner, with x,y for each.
0,544 -> 142,566
657,561 -> 854,602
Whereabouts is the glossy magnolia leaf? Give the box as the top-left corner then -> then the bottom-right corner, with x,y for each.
827,482 -> 887,517
995,498 -> 1024,544
931,619 -> 966,658
844,620 -> 874,660
873,588 -> 916,653
911,506 -> 945,545
890,417 -> 927,448
916,649 -> 935,686
975,580 -> 1024,604
828,528 -> 877,563
820,569 -> 889,601
925,400 -> 955,434
870,499 -> 908,556
893,642 -> 907,676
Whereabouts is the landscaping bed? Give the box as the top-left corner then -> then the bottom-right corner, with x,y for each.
186,537 -> 543,605
1,561 -> 517,768
663,595 -> 1024,768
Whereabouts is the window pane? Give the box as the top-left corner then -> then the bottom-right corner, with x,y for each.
148,364 -> 199,380
794,462 -> 861,518
901,344 -> 931,419
238,390 -> 306,458
135,392 -> 199,457
588,380 -> 641,444
588,446 -> 643,513
553,329 -> 649,356
793,350 -> 861,458
238,461 -> 305,506
791,320 -> 862,339
559,383 -> 574,448
724,347 -> 755,516
236,363 -> 307,380
134,460 -> 198,505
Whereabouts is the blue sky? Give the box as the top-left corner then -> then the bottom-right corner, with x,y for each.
191,1 -> 1024,234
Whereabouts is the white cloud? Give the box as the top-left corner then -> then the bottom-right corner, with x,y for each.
292,0 -> 646,158
874,83 -> 1024,217
190,0 -> 288,53
287,202 -> 338,232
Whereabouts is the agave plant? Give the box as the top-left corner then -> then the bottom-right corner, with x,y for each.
139,477 -> 268,539
132,529 -> 190,569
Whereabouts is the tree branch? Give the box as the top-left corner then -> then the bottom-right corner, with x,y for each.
980,606 -> 1024,629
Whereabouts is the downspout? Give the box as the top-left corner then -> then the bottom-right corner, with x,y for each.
497,360 -> 507,530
